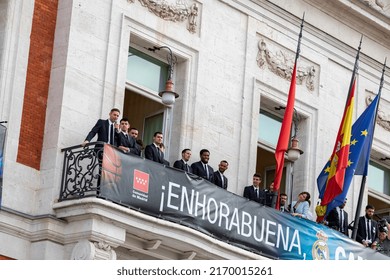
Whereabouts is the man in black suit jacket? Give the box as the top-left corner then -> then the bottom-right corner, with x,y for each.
243,173 -> 266,205
324,207 -> 340,230
115,118 -> 141,156
83,108 -> 120,147
279,193 -> 288,213
129,127 -> 142,155
357,204 -> 378,247
82,108 -> 120,189
191,149 -> 214,182
213,160 -> 228,189
173,148 -> 193,173
144,132 -> 169,165
324,198 -> 349,236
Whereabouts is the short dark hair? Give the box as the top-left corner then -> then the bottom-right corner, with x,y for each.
253,173 -> 262,180
120,118 -> 129,123
130,127 -> 138,131
220,160 -> 228,165
153,131 -> 163,137
366,204 -> 375,210
136,139 -> 144,148
182,148 -> 191,154
280,193 -> 288,198
200,149 -> 210,155
110,108 -> 120,114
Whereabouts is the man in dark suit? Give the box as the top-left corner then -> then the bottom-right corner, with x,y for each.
115,118 -> 141,156
265,181 -> 277,207
213,160 -> 228,189
279,193 -> 288,212
82,108 -> 120,189
191,149 -> 214,182
324,206 -> 340,230
324,198 -> 349,236
356,204 -> 378,247
173,148 -> 193,173
144,132 -> 169,165
129,127 -> 143,155
243,173 -> 266,205
82,108 -> 120,147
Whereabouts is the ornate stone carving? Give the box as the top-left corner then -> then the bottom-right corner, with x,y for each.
360,0 -> 385,10
256,39 -> 316,91
71,240 -> 117,260
366,94 -> 390,131
187,2 -> 199,33
135,0 -> 199,33
359,0 -> 390,16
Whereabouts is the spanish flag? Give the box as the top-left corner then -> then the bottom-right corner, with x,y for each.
321,79 -> 355,206
318,40 -> 363,213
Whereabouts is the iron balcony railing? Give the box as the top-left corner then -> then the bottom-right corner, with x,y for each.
59,142 -> 106,201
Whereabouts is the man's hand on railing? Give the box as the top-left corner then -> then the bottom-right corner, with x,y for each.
118,145 -> 130,153
81,140 -> 89,147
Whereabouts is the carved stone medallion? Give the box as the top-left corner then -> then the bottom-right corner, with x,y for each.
256,39 -> 316,91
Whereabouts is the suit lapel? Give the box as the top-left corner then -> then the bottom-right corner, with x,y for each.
105,120 -> 110,141
155,145 -> 163,162
155,145 -> 159,160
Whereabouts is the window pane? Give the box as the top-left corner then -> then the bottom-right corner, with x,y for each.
144,113 -> 163,146
367,161 -> 390,195
258,111 -> 282,147
127,48 -> 168,92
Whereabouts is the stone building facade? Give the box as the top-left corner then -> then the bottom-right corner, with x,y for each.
0,0 -> 389,259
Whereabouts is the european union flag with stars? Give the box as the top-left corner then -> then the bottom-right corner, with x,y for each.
317,94 -> 379,214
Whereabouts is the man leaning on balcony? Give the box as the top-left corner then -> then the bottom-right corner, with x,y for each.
82,108 -> 120,147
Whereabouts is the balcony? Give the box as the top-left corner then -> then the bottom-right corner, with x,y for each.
56,143 -> 389,260
56,142 -> 264,260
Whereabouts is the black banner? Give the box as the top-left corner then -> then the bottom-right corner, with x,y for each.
100,145 -> 389,260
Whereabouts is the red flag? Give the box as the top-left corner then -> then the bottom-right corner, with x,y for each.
321,79 -> 356,205
274,63 -> 297,208
273,15 -> 304,209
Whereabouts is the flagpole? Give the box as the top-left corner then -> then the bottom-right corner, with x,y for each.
318,38 -> 362,209
346,36 -> 362,106
294,13 -> 305,64
274,13 -> 304,210
351,59 -> 386,240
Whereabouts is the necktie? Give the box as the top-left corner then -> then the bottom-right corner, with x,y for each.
157,146 -> 161,159
109,124 -> 114,145
255,188 -> 259,199
339,209 -> 344,232
220,173 -> 224,186
184,163 -> 189,172
125,134 -> 129,141
204,164 -> 209,179
367,219 -> 372,241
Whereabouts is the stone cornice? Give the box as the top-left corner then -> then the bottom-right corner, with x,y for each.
302,0 -> 390,47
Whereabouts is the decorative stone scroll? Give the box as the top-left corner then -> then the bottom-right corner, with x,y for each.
366,94 -> 390,131
129,0 -> 199,33
256,39 -> 316,91
71,240 -> 117,260
358,0 -> 390,17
